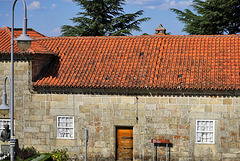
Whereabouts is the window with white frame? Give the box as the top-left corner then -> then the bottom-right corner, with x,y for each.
196,120 -> 215,144
0,119 -> 11,134
57,116 -> 74,139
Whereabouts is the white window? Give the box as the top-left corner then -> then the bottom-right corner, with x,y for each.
57,116 -> 74,139
0,119 -> 11,134
196,120 -> 214,144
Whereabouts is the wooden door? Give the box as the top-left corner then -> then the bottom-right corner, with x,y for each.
116,128 -> 133,160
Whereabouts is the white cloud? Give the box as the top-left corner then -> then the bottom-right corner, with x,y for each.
50,27 -> 61,34
127,0 -> 192,10
126,0 -> 157,5
28,1 -> 41,10
178,0 -> 192,6
62,0 -> 73,2
51,3 -> 57,10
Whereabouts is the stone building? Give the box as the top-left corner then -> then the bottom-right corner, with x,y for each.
1,26 -> 240,160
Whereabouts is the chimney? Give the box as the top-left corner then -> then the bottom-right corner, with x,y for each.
155,24 -> 166,35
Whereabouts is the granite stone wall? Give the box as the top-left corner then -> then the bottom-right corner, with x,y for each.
0,58 -> 31,152
1,59 -> 240,160
23,93 -> 240,160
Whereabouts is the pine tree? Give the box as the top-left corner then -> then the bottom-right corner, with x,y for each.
61,0 -> 150,36
170,0 -> 240,35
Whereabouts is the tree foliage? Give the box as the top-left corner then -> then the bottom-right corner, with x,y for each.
170,0 -> 240,35
61,0 -> 150,36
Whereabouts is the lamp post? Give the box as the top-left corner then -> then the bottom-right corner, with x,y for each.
0,0 -> 34,160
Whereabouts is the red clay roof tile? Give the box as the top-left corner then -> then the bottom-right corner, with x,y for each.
1,27 -> 240,91
0,27 -> 55,55
30,34 -> 240,90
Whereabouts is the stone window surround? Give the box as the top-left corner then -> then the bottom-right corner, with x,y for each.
57,116 -> 74,139
189,112 -> 221,158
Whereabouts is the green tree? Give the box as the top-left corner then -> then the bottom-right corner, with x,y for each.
61,0 -> 150,36
170,0 -> 240,35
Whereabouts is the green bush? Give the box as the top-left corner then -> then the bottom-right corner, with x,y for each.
41,153 -> 53,161
51,149 -> 69,161
16,146 -> 37,160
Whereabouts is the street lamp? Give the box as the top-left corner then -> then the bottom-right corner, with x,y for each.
0,0 -> 34,160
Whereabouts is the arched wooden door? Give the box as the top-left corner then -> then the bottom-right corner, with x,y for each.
116,127 -> 133,160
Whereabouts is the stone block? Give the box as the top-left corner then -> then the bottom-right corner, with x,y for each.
222,153 -> 237,158
192,105 -> 204,112
79,105 -> 90,113
74,95 -> 83,102
50,108 -> 74,115
67,95 -> 74,102
95,141 -> 105,148
223,99 -> 232,105
138,104 -> 145,110
166,104 -> 178,110
189,98 -> 200,104
40,138 -> 46,145
234,106 -> 240,112
129,104 -> 137,111
29,109 -> 45,116
25,127 -> 40,133
116,97 -> 122,103
32,94 -> 45,102
110,97 -> 117,103
40,102 -> 46,109
25,115 -> 43,121
178,105 -> 191,111
171,110 -> 181,117
53,94 -> 68,102
212,105 -> 226,113
37,145 -> 51,153
204,105 -> 212,112
41,125 -> 51,132
144,110 -> 152,116
159,98 -> 168,104
87,97 -> 99,104
28,138 -> 40,145
145,104 -> 156,110
169,98 -> 176,104
121,97 -> 134,104
102,97 -> 111,104
25,132 -> 32,139
227,105 -> 234,112
146,97 -> 159,104
56,139 -> 76,147
91,104 -> 99,109
209,98 -> 222,105
177,98 -> 188,105
32,102 -> 41,109
51,101 -> 73,109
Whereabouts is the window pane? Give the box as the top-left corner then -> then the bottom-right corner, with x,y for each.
57,116 -> 74,139
196,120 -> 214,143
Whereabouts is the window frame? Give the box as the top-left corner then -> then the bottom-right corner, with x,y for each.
57,116 -> 74,139
196,119 -> 215,144
0,119 -> 11,135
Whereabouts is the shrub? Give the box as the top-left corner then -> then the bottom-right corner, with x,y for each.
51,149 -> 69,161
16,146 -> 37,160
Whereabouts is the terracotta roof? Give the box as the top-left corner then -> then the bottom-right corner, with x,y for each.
0,27 -> 55,55
33,34 -> 240,90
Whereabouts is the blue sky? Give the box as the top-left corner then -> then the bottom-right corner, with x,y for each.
0,0 -> 193,37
